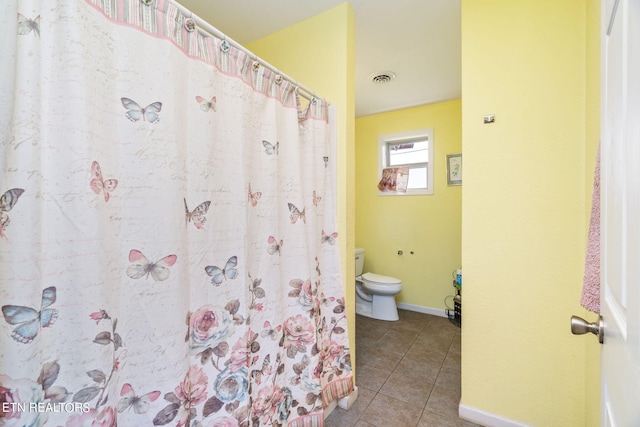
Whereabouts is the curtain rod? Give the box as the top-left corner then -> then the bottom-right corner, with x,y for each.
168,0 -> 323,104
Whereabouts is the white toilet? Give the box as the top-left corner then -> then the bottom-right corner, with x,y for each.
355,248 -> 402,321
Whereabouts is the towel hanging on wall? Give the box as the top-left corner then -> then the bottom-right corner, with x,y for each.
378,167 -> 409,193
580,145 -> 600,314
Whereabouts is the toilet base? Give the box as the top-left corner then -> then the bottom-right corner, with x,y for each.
355,293 -> 399,321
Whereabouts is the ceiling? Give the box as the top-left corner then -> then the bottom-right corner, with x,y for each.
176,0 -> 461,117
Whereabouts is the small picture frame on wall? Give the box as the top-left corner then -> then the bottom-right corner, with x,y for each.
446,154 -> 462,186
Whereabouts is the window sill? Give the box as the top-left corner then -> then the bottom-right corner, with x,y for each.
377,189 -> 434,196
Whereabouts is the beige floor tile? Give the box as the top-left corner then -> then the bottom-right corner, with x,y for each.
379,370 -> 434,408
355,363 -> 392,392
361,394 -> 423,427
405,341 -> 448,366
393,358 -> 441,384
375,329 -> 419,354
434,367 -> 461,394
356,317 -> 394,336
357,345 -> 404,370
442,350 -> 461,371
415,329 -> 456,350
393,313 -> 430,332
425,385 -> 461,418
417,410 -> 461,427
324,409 -> 357,427
427,315 -> 461,331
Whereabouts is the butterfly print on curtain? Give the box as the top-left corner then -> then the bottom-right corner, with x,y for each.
0,188 -> 25,240
120,98 -> 162,123
321,230 -> 338,245
184,198 -> 211,229
250,353 -> 275,386
248,183 -> 262,207
261,321 -> 282,341
90,161 -> 118,202
17,14 -> 40,37
1,287 -> 57,344
117,383 -> 161,414
195,96 -> 216,112
262,140 -> 279,155
126,249 -> 177,281
288,203 -> 306,224
267,236 -> 283,255
205,256 -> 239,285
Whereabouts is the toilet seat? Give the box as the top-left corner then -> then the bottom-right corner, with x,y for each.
360,272 -> 402,294
362,272 -> 400,284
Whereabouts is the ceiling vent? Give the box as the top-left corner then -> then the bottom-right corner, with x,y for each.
370,71 -> 396,84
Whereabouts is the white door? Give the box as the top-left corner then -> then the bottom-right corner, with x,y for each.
600,0 -> 640,425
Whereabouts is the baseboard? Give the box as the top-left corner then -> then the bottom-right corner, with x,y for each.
459,404 -> 532,427
396,302 -> 447,318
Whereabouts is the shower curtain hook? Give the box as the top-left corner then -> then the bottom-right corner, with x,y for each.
220,38 -> 230,53
184,16 -> 196,32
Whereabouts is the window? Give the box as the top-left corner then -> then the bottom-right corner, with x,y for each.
378,128 -> 434,195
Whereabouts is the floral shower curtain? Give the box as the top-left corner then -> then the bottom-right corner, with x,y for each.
0,1 -> 353,426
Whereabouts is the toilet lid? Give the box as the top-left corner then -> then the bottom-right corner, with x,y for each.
362,272 -> 401,284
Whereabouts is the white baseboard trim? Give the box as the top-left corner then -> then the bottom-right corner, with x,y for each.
396,302 -> 447,318
459,404 -> 532,427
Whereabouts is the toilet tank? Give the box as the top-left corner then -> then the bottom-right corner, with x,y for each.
355,248 -> 365,276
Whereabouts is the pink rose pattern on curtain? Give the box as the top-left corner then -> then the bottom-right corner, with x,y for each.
0,1 -> 352,426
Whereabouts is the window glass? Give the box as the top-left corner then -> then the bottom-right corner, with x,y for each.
388,139 -> 429,166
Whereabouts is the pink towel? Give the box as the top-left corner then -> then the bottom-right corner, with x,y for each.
580,147 -> 600,314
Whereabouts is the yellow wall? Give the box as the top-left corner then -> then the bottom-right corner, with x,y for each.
355,100 -> 462,312
246,3 -> 357,365
461,1 -> 597,425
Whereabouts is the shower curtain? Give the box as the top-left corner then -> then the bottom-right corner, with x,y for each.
0,1 -> 353,426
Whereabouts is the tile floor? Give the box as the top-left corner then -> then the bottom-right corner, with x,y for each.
325,309 -> 480,427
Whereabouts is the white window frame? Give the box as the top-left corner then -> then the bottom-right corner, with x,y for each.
378,128 -> 434,196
